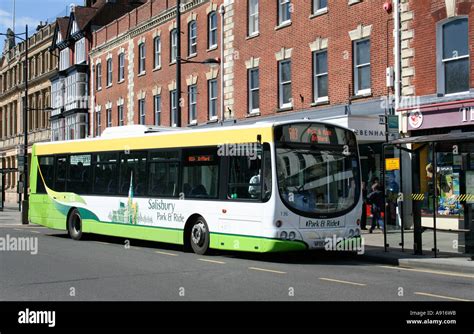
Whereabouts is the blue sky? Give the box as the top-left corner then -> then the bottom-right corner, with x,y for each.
0,0 -> 74,35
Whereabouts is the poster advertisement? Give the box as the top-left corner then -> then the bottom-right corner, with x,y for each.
437,167 -> 462,216
467,171 -> 474,204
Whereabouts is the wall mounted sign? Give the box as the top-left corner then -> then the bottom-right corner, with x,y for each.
386,158 -> 400,171
408,110 -> 423,129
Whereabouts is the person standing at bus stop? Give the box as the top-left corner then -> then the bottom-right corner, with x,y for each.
360,181 -> 368,230
368,184 -> 384,233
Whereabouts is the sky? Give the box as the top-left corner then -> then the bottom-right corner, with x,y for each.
0,0 -> 74,37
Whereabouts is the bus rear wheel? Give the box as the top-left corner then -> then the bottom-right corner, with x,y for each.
67,209 -> 83,240
190,217 -> 210,255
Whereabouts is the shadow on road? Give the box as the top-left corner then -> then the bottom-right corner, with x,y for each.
46,232 -> 366,266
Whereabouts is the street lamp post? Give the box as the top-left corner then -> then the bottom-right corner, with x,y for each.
175,0 -> 221,128
0,25 -> 28,224
22,25 -> 29,225
176,0 -> 182,127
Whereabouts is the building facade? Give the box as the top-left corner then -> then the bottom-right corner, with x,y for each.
391,0 -> 474,255
0,23 -> 58,205
91,0 -> 397,186
49,0 -> 146,142
89,0 -> 223,134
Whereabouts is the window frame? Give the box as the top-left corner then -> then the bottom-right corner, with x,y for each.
188,21 -> 198,57
138,98 -> 146,125
118,53 -> 125,82
154,94 -> 161,126
138,42 -> 146,74
170,29 -> 178,63
278,0 -> 292,26
248,0 -> 259,36
278,59 -> 292,109
170,89 -> 177,127
208,79 -> 218,120
248,67 -> 260,114
353,38 -> 371,96
437,17 -> 470,96
312,0 -> 328,15
154,36 -> 161,69
313,50 -> 329,103
96,63 -> 102,90
106,58 -> 113,87
118,104 -> 124,126
188,84 -> 198,124
208,11 -> 218,49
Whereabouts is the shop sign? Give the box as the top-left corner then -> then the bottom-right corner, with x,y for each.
460,107 -> 474,123
386,158 -> 400,171
408,109 -> 423,129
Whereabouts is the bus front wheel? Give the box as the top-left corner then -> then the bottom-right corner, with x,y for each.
67,209 -> 83,240
190,217 -> 210,255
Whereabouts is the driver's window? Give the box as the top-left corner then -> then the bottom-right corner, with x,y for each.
228,154 -> 261,200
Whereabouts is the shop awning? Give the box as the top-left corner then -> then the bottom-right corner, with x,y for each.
388,131 -> 474,145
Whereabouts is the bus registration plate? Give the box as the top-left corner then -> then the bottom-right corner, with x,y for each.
313,240 -> 326,248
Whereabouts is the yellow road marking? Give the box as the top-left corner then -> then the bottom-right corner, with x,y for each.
249,267 -> 286,274
319,278 -> 367,286
414,292 -> 472,302
28,230 -> 40,234
155,250 -> 179,257
198,258 -> 226,264
378,265 -> 474,279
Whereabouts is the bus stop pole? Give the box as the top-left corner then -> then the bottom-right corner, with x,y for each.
399,146 -> 404,251
382,143 -> 388,252
432,142 -> 438,258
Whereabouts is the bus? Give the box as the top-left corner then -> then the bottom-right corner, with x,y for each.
29,120 -> 362,254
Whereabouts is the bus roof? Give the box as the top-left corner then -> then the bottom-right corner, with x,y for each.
33,120 -> 353,156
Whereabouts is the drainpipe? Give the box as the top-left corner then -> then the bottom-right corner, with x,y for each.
394,0 -> 401,113
219,4 -> 225,123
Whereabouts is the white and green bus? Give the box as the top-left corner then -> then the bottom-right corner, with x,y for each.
29,120 -> 362,254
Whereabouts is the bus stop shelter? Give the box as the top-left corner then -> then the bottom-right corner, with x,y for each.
382,132 -> 474,258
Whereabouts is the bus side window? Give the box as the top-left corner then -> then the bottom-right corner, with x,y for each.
93,152 -> 118,195
119,152 -> 147,196
55,156 -> 68,192
228,154 -> 261,200
37,156 -> 54,194
182,148 -> 219,199
262,143 -> 272,201
67,154 -> 92,195
148,150 -> 180,197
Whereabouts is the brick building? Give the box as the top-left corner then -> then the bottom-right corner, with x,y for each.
389,0 -> 474,255
0,23 -> 58,205
91,0 -> 398,184
49,0 -> 146,142
89,0 -> 223,133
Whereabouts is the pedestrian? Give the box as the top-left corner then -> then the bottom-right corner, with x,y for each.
360,181 -> 368,230
367,184 -> 384,233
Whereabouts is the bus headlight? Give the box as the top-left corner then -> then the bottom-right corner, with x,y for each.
348,229 -> 355,238
288,231 -> 296,240
280,231 -> 288,240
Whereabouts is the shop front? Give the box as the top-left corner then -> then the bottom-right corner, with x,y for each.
386,101 -> 474,257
